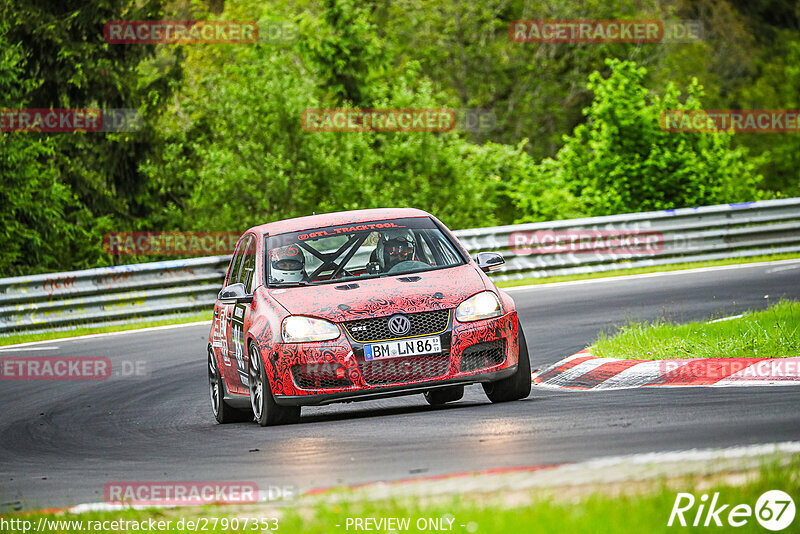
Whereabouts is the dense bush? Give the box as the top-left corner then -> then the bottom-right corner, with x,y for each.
524,59 -> 762,218
1,0 -> 796,276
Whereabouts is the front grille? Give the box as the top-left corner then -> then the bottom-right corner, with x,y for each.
459,340 -> 506,373
344,309 -> 450,343
291,364 -> 351,390
360,354 -> 450,385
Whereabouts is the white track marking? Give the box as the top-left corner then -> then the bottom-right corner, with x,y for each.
577,441 -> 800,468
0,346 -> 60,352
532,350 -> 591,376
766,264 -> 800,274
536,353 -> 800,390
0,320 -> 212,349
504,258 -> 800,292
708,314 -> 743,323
715,358 -> 800,385
538,357 -> 615,387
592,360 -> 680,389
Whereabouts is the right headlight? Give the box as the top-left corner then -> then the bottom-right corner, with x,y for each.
455,291 -> 502,322
281,316 -> 341,343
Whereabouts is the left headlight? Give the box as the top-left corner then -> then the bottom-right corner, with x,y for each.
281,316 -> 341,343
455,291 -> 502,322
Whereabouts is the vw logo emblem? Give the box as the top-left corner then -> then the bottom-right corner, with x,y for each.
387,314 -> 411,336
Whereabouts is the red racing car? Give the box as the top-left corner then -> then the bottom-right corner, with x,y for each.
207,208 -> 531,426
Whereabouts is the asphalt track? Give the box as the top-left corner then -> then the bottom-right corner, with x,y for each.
2,261 -> 800,510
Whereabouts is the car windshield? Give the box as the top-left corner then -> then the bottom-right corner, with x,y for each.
266,217 -> 465,287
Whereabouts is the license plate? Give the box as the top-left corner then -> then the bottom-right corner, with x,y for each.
364,336 -> 442,361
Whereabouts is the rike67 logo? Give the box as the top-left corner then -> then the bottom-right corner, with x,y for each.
668,490 -> 795,530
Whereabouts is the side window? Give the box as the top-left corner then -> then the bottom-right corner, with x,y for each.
413,231 -> 433,264
226,237 -> 247,286
240,237 -> 257,292
430,233 -> 459,265
344,231 -> 379,271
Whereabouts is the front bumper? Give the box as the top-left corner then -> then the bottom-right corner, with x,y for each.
274,365 -> 517,406
265,310 -> 519,406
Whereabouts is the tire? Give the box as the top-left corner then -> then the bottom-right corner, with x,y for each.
482,320 -> 532,403
248,343 -> 301,426
424,385 -> 464,406
208,349 -> 252,424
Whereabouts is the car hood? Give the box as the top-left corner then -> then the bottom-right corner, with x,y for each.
268,264 -> 487,323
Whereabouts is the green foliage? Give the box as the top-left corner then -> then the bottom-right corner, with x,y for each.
735,31 -> 800,196
150,48 -> 503,230
2,0 -> 798,276
147,1 -> 559,231
296,0 -> 389,106
533,59 -> 762,216
1,0 -> 181,275
0,24 -> 90,275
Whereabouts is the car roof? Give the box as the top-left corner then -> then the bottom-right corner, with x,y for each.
248,207 -> 433,236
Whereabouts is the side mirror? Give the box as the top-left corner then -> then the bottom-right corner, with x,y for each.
217,282 -> 253,304
475,251 -> 505,273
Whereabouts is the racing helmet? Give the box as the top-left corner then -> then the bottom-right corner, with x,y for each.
376,230 -> 415,271
270,245 -> 306,283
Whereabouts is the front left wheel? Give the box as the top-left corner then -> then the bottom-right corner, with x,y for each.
482,320 -> 532,403
209,349 -> 252,424
249,344 -> 301,426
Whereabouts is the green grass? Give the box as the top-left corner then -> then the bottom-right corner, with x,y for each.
592,300 -> 800,360
495,252 -> 800,288
0,312 -> 212,347
2,458 -> 797,533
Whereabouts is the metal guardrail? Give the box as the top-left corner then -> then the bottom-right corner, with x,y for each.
455,197 -> 800,281
0,257 -> 230,334
1,198 -> 799,334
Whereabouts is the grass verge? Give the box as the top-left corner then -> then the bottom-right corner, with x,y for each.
2,457 -> 797,533
0,312 -> 212,347
495,252 -> 800,288
592,300 -> 800,360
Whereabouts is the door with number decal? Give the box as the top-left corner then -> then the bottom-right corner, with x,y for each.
212,238 -> 244,384
228,235 -> 257,393
213,235 -> 252,395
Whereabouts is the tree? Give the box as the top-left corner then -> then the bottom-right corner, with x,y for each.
0,24 -> 90,276
533,59 -> 762,216
1,0 -> 181,272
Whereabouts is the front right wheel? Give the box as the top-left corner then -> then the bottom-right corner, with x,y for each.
483,320 -> 532,403
249,343 -> 301,426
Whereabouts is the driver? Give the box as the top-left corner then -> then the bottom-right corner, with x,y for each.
270,245 -> 307,283
376,230 -> 416,272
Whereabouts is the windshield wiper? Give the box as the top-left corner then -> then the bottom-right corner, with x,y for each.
269,280 -> 312,288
